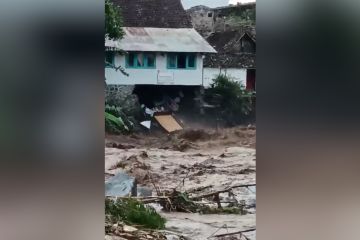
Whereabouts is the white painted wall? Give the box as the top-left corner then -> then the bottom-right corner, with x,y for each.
105,53 -> 204,86
203,67 -> 247,88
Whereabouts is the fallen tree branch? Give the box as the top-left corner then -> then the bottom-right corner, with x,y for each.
191,184 -> 256,200
187,185 -> 214,193
107,196 -> 168,202
211,228 -> 255,238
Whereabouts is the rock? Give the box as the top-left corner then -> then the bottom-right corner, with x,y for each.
123,225 -> 138,232
140,151 -> 149,158
105,171 -> 137,197
164,234 -> 183,240
105,235 -> 127,240
179,164 -> 187,169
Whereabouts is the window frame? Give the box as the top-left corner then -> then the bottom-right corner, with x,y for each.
126,52 -> 156,69
167,53 -> 197,70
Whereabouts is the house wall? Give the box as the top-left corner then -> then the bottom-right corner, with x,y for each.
105,53 -> 204,86
203,67 -> 247,87
187,6 -> 214,37
187,4 -> 256,36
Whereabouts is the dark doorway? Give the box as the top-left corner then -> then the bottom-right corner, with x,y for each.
246,69 -> 256,91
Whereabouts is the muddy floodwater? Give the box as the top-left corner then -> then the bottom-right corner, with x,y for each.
105,127 -> 256,239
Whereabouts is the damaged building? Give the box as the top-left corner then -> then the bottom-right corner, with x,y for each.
187,3 -> 256,91
203,27 -> 256,91
105,0 -> 216,113
187,2 -> 256,37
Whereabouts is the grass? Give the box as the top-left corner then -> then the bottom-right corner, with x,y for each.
105,198 -> 166,230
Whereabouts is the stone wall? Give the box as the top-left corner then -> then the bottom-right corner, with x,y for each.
187,5 -> 214,37
187,3 -> 255,37
105,84 -> 140,116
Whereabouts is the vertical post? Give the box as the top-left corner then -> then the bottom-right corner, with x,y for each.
201,54 -> 205,87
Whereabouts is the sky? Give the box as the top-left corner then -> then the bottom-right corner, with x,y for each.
181,0 -> 255,9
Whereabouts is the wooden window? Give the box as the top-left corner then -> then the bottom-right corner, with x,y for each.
177,53 -> 187,69
187,54 -> 196,68
105,51 -> 114,67
167,53 -> 197,69
126,52 -> 156,68
145,53 -> 155,67
128,53 -> 135,67
167,54 -> 177,68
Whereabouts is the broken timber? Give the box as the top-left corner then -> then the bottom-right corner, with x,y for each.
107,183 -> 255,206
154,114 -> 183,133
191,183 -> 256,200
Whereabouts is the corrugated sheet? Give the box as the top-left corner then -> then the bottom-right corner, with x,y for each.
106,27 -> 217,53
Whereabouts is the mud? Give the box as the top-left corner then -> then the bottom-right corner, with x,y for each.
105,126 -> 256,239
178,129 -> 215,142
106,126 -> 256,150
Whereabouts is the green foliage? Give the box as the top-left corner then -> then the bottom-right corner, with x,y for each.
105,198 -> 166,230
105,105 -> 134,134
105,104 -> 123,118
105,0 -> 128,76
227,8 -> 256,26
161,190 -> 246,215
105,112 -> 127,134
227,16 -> 254,26
106,105 -> 134,127
105,0 -> 124,40
205,74 -> 253,125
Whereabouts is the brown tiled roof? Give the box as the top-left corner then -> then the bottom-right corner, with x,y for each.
206,28 -> 256,50
204,28 -> 256,68
204,52 -> 256,69
111,0 -> 193,28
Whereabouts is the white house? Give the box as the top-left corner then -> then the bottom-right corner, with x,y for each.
105,27 -> 216,86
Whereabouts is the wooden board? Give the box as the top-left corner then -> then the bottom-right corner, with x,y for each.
154,114 -> 183,133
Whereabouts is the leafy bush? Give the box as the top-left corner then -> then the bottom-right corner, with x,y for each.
105,198 -> 166,229
105,112 -> 127,134
205,74 -> 253,125
105,0 -> 124,40
105,105 -> 134,134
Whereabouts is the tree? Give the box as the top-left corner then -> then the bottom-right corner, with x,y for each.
205,74 -> 254,125
105,0 -> 128,75
105,0 -> 124,40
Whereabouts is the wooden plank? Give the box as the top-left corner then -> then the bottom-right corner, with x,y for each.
154,114 -> 183,133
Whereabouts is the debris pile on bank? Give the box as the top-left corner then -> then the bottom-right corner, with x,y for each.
105,198 -> 189,240
105,126 -> 256,239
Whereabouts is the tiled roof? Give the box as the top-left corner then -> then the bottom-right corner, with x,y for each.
204,52 -> 256,69
204,28 -> 256,68
111,0 -> 193,28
